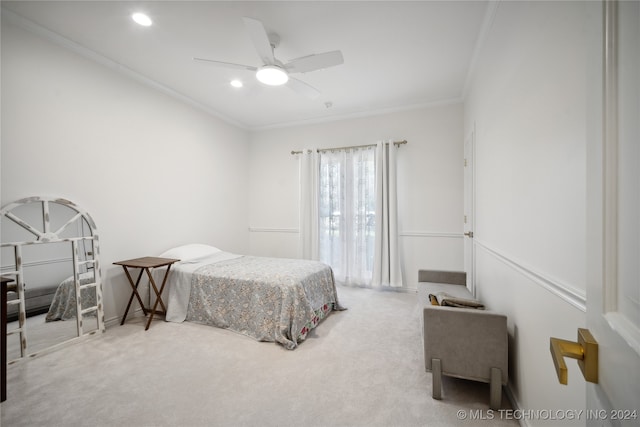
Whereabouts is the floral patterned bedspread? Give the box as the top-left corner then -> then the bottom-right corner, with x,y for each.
185,256 -> 344,350
46,272 -> 96,322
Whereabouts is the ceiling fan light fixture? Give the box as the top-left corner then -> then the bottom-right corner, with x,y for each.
256,65 -> 289,86
132,12 -> 152,27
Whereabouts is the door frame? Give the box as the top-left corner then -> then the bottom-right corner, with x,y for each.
463,125 -> 476,295
586,0 -> 640,421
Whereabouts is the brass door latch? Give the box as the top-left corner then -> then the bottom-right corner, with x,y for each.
550,328 -> 598,385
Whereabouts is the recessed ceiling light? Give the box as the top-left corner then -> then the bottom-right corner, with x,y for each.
132,13 -> 152,27
230,80 -> 243,88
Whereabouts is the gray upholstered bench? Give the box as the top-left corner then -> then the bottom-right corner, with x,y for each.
418,270 -> 508,409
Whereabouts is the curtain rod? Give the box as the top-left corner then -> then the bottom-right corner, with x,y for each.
291,140 -> 407,155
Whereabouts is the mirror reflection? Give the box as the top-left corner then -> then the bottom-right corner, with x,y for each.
1,197 -> 104,362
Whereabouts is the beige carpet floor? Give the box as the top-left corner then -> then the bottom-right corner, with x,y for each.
1,286 -> 517,427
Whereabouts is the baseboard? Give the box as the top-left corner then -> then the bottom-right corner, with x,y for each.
104,307 -> 146,329
504,383 -> 529,427
336,283 -> 414,293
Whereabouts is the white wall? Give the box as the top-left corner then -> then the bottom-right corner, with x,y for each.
464,1 -> 587,424
247,104 -> 464,288
1,19 -> 250,323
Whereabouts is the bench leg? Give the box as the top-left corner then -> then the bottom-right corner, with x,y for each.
490,367 -> 502,409
432,358 -> 442,400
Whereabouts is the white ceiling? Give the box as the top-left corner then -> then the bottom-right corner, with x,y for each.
2,1 -> 489,130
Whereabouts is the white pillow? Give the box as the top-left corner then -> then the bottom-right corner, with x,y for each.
159,244 -> 221,263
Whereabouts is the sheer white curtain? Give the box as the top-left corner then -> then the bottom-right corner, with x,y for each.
299,142 -> 402,288
318,146 -> 376,285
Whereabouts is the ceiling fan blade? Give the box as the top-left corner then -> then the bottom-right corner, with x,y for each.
284,51 -> 344,74
193,57 -> 257,72
287,77 -> 321,100
243,17 -> 275,65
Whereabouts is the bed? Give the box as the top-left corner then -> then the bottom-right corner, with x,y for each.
154,244 -> 344,350
46,272 -> 96,322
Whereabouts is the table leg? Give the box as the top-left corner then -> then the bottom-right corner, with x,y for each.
120,267 -> 147,326
145,268 -> 168,314
144,265 -> 173,331
1,283 -> 7,402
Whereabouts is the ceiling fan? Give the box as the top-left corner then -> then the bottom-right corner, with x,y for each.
194,17 -> 344,100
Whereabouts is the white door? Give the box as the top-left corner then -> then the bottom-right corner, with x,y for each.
586,1 -> 640,425
463,127 -> 475,294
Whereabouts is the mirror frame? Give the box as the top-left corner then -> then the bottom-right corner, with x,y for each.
1,196 -> 105,361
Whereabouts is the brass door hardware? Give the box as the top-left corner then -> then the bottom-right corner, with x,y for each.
464,231 -> 474,238
550,328 -> 598,385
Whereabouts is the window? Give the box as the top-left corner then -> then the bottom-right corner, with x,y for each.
299,141 -> 403,288
318,147 -> 376,285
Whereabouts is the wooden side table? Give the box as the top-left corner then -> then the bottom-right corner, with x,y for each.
1,276 -> 16,402
114,257 -> 179,331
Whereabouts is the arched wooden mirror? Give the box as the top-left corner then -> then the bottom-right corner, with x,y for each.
1,197 -> 104,362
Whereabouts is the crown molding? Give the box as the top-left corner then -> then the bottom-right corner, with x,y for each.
1,7 -> 249,130
250,97 -> 463,132
3,5 -> 469,133
461,0 -> 501,101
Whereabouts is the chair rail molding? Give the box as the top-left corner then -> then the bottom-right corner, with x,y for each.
400,231 -> 463,239
248,227 -> 299,233
1,256 -> 73,272
474,238 -> 586,312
